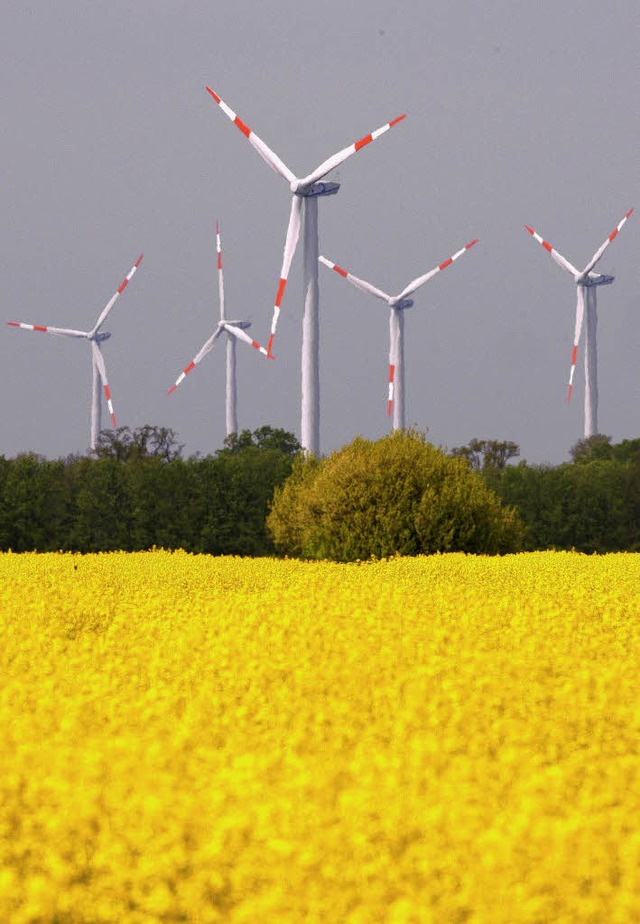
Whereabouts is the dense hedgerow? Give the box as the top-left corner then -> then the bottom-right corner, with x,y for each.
0,427 -> 300,555
1,551 -> 640,922
267,429 -> 524,560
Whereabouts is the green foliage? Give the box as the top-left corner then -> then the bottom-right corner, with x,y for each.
569,434 -> 615,463
495,457 -> 640,552
219,426 -> 301,458
452,435 -> 640,552
4,424 -> 640,556
127,457 -> 198,552
570,434 -> 640,465
0,454 -> 69,551
197,426 -> 302,555
450,438 -> 520,472
70,457 -> 134,551
0,425 -> 300,555
94,425 -> 183,462
267,430 -> 524,561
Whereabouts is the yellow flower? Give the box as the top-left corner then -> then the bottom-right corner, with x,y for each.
0,550 -> 639,921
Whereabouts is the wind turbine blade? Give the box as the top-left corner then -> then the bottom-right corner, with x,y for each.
166,327 -> 224,395
387,361 -> 396,418
205,87 -> 296,184
567,285 -> 586,403
387,312 -> 399,418
216,220 -> 225,321
223,323 -> 269,356
266,195 -> 303,358
91,254 -> 143,336
319,256 -> 392,303
397,239 -> 479,300
7,321 -> 87,338
300,114 -> 406,188
91,341 -> 117,428
524,225 -> 579,277
582,208 -> 634,277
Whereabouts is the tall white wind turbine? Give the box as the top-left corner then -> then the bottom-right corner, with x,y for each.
167,222 -> 267,435
205,86 -> 405,455
319,239 -> 478,430
7,254 -> 143,452
525,208 -> 633,438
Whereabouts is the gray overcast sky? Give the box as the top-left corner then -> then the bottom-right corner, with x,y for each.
1,1 -> 637,464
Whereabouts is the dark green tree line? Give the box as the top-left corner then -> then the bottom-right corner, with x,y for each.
455,435 -> 640,553
0,426 -> 301,555
3,428 -> 640,556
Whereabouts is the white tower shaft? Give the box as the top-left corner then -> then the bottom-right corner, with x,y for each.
91,359 -> 101,451
390,307 -> 406,431
301,196 -> 321,456
584,286 -> 598,438
225,334 -> 238,436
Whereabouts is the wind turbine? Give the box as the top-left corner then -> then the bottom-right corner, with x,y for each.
205,86 -> 405,455
319,239 -> 478,430
167,222 -> 267,436
7,254 -> 143,452
524,207 -> 633,437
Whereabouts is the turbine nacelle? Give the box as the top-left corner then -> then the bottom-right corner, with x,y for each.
92,331 -> 111,343
293,180 -> 341,198
223,319 -> 252,330
582,273 -> 614,288
391,297 -> 414,310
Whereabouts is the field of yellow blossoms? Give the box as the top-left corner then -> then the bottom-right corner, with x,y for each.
1,550 -> 640,922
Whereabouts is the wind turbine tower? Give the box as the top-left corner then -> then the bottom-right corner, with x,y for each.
525,208 -> 633,438
7,254 -> 143,452
167,222 -> 267,436
319,238 -> 478,430
205,86 -> 405,455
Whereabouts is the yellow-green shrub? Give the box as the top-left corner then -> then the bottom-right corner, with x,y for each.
268,430 -> 523,560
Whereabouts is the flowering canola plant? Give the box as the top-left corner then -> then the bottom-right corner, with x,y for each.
1,550 -> 640,922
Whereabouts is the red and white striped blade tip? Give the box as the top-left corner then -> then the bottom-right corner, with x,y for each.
436,238 -> 479,270
387,365 -> 395,416
8,321 -> 47,331
609,208 -> 633,233
205,86 -> 257,138
205,86 -> 296,183
524,225 -> 555,248
266,335 -> 276,360
353,114 -> 407,151
300,113 -> 407,188
524,225 -> 546,243
606,208 -> 634,242
116,255 -> 144,295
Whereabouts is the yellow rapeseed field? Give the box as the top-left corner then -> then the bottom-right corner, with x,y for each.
1,550 -> 639,923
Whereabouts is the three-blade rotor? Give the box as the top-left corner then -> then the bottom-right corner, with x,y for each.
524,208 -> 633,401
7,253 -> 144,431
167,222 -> 267,396
206,86 -> 406,358
319,239 -> 478,419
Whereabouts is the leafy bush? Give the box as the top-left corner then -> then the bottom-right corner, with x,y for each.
267,430 -> 523,560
